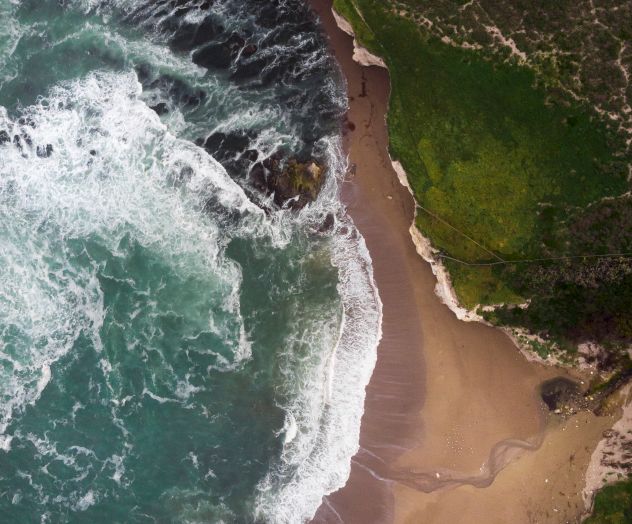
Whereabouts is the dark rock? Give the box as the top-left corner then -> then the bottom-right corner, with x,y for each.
0,130 -> 9,145
144,74 -> 206,109
262,151 -> 282,172
89,149 -> 97,156
13,135 -> 22,150
169,22 -> 197,51
231,55 -> 275,83
192,18 -> 223,47
173,5 -> 192,17
150,102 -> 169,116
249,162 -> 267,192
171,17 -> 222,51
192,32 -> 245,69
254,152 -> 325,210
17,116 -> 35,127
199,1 -> 213,10
21,132 -> 32,147
319,213 -> 335,233
242,43 -> 258,57
271,159 -> 324,209
193,44 -> 229,69
203,131 -> 251,161
241,149 -> 259,162
540,377 -> 582,411
36,144 -> 53,158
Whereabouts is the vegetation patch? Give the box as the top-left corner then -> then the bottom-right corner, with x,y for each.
334,0 -> 631,349
585,479 -> 632,524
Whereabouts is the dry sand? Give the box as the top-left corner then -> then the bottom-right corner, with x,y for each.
308,1 -> 620,522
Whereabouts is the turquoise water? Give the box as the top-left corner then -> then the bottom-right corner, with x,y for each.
0,1 -> 381,522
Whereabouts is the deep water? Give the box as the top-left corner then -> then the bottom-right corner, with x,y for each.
0,1 -> 381,522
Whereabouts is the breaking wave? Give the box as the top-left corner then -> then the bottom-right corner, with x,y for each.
0,1 -> 382,522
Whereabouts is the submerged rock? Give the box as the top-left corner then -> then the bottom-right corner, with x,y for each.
171,17 -> 223,51
203,131 -> 251,162
0,130 -> 10,145
319,212 -> 335,233
150,102 -> 169,116
21,131 -> 33,148
36,144 -> 53,158
17,116 -> 35,127
240,149 -> 259,162
192,32 -> 246,69
140,71 -> 206,109
242,43 -> 258,58
249,161 -> 267,192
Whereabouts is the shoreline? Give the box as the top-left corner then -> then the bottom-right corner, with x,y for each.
309,1 -> 623,522
328,2 -> 575,369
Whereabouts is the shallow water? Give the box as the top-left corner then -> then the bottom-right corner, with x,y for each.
0,1 -> 381,522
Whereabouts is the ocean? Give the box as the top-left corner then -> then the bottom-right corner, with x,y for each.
0,1 -> 381,522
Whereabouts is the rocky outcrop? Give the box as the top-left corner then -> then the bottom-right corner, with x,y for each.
150,102 -> 168,116
250,153 -> 325,210
36,144 -> 54,158
193,32 -> 247,69
195,131 -> 326,211
202,130 -> 252,163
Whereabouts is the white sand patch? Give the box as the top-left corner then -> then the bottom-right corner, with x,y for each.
583,388 -> 632,510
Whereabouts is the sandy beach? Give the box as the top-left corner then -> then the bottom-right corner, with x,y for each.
309,1 -> 620,522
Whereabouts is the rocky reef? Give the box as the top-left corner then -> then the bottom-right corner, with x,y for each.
194,129 -> 326,211
250,153 -> 325,210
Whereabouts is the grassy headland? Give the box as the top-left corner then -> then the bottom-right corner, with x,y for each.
332,0 -> 631,353
585,479 -> 632,524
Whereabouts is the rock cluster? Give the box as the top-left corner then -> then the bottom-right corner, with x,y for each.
0,124 -> 52,159
250,153 -> 325,210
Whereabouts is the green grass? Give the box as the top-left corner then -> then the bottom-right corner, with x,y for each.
585,479 -> 632,524
443,259 -> 522,309
333,0 -> 631,346
336,0 -> 625,261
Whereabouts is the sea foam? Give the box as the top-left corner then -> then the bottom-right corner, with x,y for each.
0,70 -> 257,445
254,138 -> 383,524
0,2 -> 383,521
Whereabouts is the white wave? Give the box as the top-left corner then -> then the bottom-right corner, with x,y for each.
73,490 -> 96,512
281,412 -> 298,445
142,388 -> 178,404
0,0 -> 23,88
1,6 -> 384,521
0,70 -> 260,442
254,137 -> 383,524
34,365 -> 51,400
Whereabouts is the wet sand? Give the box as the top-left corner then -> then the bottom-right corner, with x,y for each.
309,1 -> 617,523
